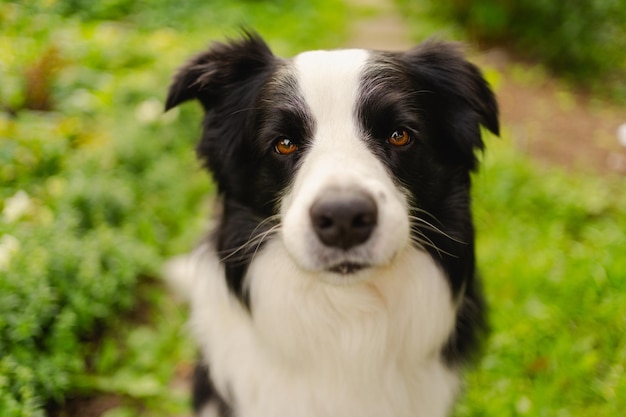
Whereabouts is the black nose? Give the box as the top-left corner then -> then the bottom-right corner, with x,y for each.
310,189 -> 378,249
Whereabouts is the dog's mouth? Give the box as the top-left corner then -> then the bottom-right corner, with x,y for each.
328,262 -> 369,275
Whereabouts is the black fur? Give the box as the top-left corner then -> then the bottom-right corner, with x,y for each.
192,361 -> 231,416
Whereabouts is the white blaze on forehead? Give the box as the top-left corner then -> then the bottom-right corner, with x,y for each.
285,48 -> 384,215
293,49 -> 369,141
290,48 -> 375,183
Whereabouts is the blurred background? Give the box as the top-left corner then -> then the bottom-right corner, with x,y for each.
1,0 -> 625,416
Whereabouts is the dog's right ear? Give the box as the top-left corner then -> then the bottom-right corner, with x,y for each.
165,32 -> 275,111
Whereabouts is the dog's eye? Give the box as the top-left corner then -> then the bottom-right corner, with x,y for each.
388,129 -> 411,147
275,137 -> 298,155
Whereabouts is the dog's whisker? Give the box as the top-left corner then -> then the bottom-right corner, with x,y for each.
409,215 -> 466,244
408,204 -> 466,244
409,206 -> 442,223
248,214 -> 281,237
410,234 -> 457,259
410,232 -> 442,258
410,220 -> 459,258
219,221 -> 281,263
247,223 -> 282,264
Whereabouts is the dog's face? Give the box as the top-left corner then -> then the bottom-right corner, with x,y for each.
278,49 -> 411,283
166,33 -> 498,300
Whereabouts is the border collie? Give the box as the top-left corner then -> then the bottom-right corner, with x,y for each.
164,32 -> 498,417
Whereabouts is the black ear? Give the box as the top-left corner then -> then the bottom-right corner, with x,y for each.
403,40 -> 499,169
165,31 -> 275,111
165,32 -> 276,198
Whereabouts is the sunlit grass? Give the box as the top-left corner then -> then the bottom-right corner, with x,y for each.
456,136 -> 626,416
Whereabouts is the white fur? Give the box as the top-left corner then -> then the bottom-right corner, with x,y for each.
178,238 -> 458,417
199,403 -> 221,417
165,49 -> 461,417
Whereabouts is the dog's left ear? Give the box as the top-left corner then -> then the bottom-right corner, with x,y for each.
403,41 -> 499,169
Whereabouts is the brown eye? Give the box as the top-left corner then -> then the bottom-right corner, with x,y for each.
275,137 -> 298,155
388,129 -> 411,147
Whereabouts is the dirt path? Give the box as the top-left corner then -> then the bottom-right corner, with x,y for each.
481,50 -> 626,174
345,0 -> 626,175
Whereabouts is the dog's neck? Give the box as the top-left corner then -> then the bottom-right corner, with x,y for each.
249,239 -> 456,368
188,239 -> 460,416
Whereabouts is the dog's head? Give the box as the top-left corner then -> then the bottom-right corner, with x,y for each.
166,32 -> 498,297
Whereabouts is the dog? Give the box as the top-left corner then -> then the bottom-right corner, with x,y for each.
164,32 -> 498,417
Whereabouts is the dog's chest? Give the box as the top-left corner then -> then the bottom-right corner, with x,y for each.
191,240 -> 460,417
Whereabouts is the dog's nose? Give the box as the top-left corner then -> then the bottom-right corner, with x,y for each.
310,190 -> 377,249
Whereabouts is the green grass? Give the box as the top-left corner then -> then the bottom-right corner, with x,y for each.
456,137 -> 626,416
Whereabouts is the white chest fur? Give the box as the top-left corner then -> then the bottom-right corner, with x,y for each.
183,239 -> 460,417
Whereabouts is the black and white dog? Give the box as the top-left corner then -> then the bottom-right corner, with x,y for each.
164,32 -> 498,417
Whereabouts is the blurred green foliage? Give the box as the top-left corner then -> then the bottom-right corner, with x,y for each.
399,0 -> 626,103
0,0 -> 347,415
454,137 -> 626,417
